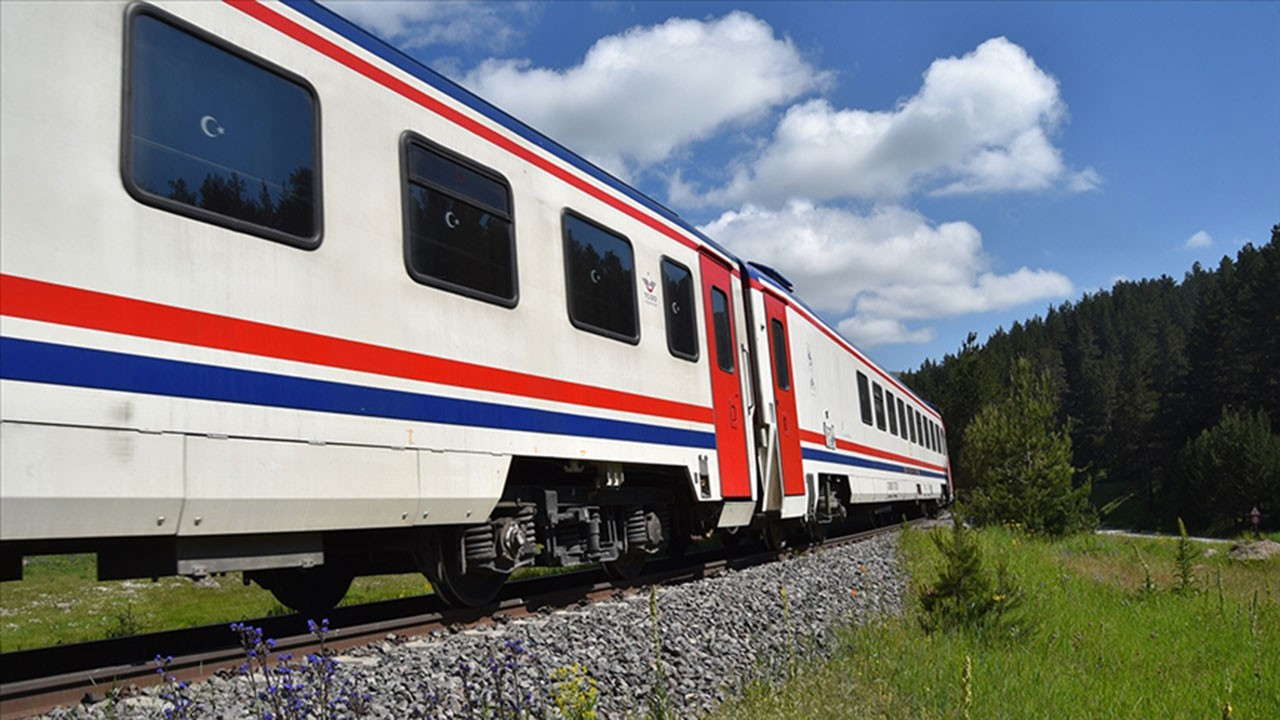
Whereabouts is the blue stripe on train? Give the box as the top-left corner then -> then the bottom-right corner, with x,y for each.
0,337 -> 717,450
802,446 -> 949,481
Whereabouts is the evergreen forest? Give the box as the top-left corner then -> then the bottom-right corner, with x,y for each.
902,224 -> 1280,535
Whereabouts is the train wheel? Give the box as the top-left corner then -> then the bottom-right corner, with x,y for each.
761,517 -> 787,551
601,552 -> 646,581
256,566 -> 352,619
805,520 -> 828,545
422,534 -> 506,608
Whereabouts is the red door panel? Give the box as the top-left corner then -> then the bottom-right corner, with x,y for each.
699,253 -> 752,499
763,293 -> 805,496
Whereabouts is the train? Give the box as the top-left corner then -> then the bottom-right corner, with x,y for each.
0,0 -> 950,615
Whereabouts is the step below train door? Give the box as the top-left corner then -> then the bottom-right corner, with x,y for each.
762,292 -> 805,501
699,252 -> 752,500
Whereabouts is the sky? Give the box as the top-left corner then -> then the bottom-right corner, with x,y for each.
320,0 -> 1279,372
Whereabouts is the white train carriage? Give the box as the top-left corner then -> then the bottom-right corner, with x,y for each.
742,265 -> 951,541
0,0 -> 946,612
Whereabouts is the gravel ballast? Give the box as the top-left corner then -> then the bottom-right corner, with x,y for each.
45,530 -> 908,719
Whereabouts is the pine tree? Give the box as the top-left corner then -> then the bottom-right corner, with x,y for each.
1171,407 -> 1280,532
960,358 -> 1094,535
902,225 -> 1279,536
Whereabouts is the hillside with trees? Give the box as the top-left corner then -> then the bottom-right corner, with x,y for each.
903,224 -> 1280,534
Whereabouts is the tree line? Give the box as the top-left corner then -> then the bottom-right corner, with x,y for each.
902,224 -> 1280,534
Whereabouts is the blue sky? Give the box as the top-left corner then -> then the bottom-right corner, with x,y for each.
321,1 -> 1279,372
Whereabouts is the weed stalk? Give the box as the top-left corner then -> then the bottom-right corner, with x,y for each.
1133,545 -> 1157,598
1174,517 -> 1196,594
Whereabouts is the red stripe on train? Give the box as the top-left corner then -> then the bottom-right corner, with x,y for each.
0,274 -> 712,425
798,429 -> 947,474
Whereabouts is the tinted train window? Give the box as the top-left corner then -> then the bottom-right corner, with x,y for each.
564,212 -> 638,342
907,406 -> 918,444
896,398 -> 908,439
661,258 -> 698,361
857,372 -> 873,426
873,383 -> 887,431
711,287 -> 734,373
917,414 -> 927,447
404,139 -> 515,305
885,391 -> 899,436
125,10 -> 319,247
770,318 -> 791,390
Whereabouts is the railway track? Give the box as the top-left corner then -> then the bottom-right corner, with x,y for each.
0,517 -> 925,719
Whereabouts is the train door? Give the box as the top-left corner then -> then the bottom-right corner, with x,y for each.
699,252 -> 752,498
763,293 -> 805,497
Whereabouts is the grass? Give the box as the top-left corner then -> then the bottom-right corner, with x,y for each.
0,554 -> 593,652
713,525 -> 1280,719
0,556 -> 432,652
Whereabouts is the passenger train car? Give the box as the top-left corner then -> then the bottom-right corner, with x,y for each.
0,0 -> 950,613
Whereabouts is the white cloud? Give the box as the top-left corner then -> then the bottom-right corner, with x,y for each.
854,267 -> 1076,320
1183,229 -> 1213,249
1066,167 -> 1103,193
700,201 -> 1074,348
321,1 -> 537,53
682,37 -> 1099,207
458,12 -> 829,178
837,317 -> 936,347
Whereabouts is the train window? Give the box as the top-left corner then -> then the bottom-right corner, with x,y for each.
857,372 -> 873,426
931,422 -> 939,452
886,390 -> 899,436
403,137 -> 516,305
873,383 -> 887,431
660,258 -> 698,361
770,318 -> 791,391
711,287 -> 735,373
916,413 -> 925,446
563,211 -> 638,343
124,8 -> 320,248
907,406 -> 918,444
897,398 -> 908,439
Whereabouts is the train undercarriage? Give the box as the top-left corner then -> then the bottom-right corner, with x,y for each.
0,458 -> 943,617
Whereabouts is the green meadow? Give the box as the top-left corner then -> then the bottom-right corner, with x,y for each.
715,526 -> 1279,719
0,557 -> 431,653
